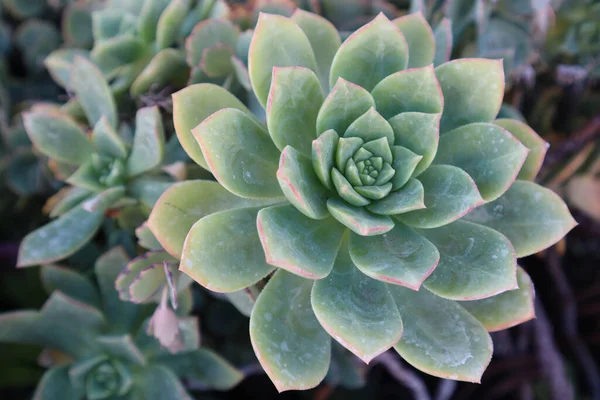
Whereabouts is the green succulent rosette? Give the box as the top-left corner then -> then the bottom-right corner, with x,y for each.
152,11 -> 576,390
0,248 -> 243,399
17,57 -> 176,267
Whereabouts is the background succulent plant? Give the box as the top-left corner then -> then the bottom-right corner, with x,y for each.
17,57 -> 177,267
148,10 -> 577,391
0,247 -> 243,399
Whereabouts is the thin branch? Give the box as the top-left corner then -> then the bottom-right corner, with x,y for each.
371,351 -> 431,400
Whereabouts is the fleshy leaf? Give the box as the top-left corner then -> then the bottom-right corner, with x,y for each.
331,168 -> 370,207
398,165 -> 483,228
349,222 -> 439,289
291,9 -> 341,92
267,67 -> 323,157
24,110 -> 93,165
434,123 -> 529,201
82,186 -> 125,212
311,129 -> 339,190
250,270 -> 330,392
0,292 -> 104,357
329,13 -> 408,92
460,266 -> 535,331
172,84 -> 259,169
193,108 -> 282,199
433,18 -> 452,67
316,78 -> 375,136
41,265 -> 101,308
156,0 -> 189,50
148,180 -> 275,258
312,237 -> 403,362
392,13 -> 435,68
44,48 -> 90,89
344,107 -> 394,144
95,248 -> 141,333
463,181 -> 577,257
494,119 -> 549,181
136,365 -> 193,400
249,13 -> 317,108
389,286 -> 493,382
128,265 -> 165,303
327,198 -> 394,236
130,48 -> 189,97
200,44 -> 234,77
390,146 -> 422,190
367,178 -> 425,215
371,66 -> 443,119
420,220 -> 518,300
388,112 -> 440,177
277,146 -> 329,219
257,204 -> 344,279
127,107 -> 166,177
181,207 -> 275,292
154,349 -> 243,390
92,117 -> 128,159
436,59 -> 504,133
18,206 -> 104,267
70,56 -> 117,128
33,366 -> 83,400
96,335 -> 146,366
115,251 -> 175,299
185,19 -> 238,66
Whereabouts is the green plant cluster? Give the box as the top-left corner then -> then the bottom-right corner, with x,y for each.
0,0 -> 592,397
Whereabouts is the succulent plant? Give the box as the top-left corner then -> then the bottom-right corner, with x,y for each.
115,222 -> 192,310
149,11 -> 578,391
0,247 -> 243,399
89,0 -> 229,96
17,57 -> 176,267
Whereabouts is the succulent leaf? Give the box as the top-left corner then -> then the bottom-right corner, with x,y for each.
24,111 -> 94,165
398,165 -> 484,229
291,9 -> 341,91
96,335 -> 147,366
126,107 -> 165,177
172,84 -> 259,169
34,366 -> 83,400
387,112 -> 440,177
130,48 -> 189,97
312,237 -> 403,362
436,59 -> 504,134
329,13 -> 408,91
249,13 -> 318,108
460,266 -> 535,331
154,349 -> 244,390
44,49 -> 90,89
392,13 -> 435,68
82,187 -> 126,213
316,78 -> 375,137
390,285 -> 493,382
92,117 -> 128,160
367,178 -> 425,215
371,66 -> 443,119
136,365 -> 193,400
18,206 -> 104,268
344,107 -> 394,144
327,198 -> 395,236
156,0 -> 189,50
311,129 -> 339,190
267,67 -> 324,156
349,222 -> 439,289
95,248 -> 142,333
420,220 -> 518,300
70,56 -> 117,128
193,108 -> 283,199
463,181 -> 577,257
432,18 -> 452,67
493,119 -> 549,181
181,207 -> 275,292
257,204 -> 345,279
250,270 -> 331,392
434,123 -> 529,201
149,180 -> 275,258
277,146 -> 329,219
41,265 -> 101,309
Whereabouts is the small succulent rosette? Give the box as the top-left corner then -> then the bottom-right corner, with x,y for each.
45,0 -> 231,97
18,57 -> 175,267
0,248 -> 242,400
152,11 -> 576,391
